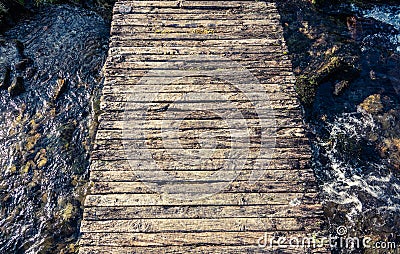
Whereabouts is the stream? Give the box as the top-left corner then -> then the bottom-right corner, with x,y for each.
0,5 -> 108,253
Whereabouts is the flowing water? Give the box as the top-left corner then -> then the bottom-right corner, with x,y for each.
311,3 -> 400,252
0,5 -> 109,253
362,5 -> 400,52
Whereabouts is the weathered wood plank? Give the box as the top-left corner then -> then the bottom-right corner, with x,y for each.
113,7 -> 278,15
89,180 -> 318,194
93,135 -> 308,150
88,169 -> 316,184
113,1 -> 270,9
107,59 -> 292,69
103,73 -> 296,86
89,157 -> 313,172
80,217 -> 321,233
109,38 -> 285,47
97,109 -> 302,123
100,101 -> 300,113
106,52 -> 290,63
79,245 -> 329,254
79,231 -> 323,247
83,204 -> 323,220
94,127 -> 306,142
84,192 -> 318,207
111,19 -> 281,29
107,45 -> 287,55
91,145 -> 311,161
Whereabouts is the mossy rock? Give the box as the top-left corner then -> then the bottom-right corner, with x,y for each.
62,202 -> 76,221
359,94 -> 384,114
295,75 -> 318,106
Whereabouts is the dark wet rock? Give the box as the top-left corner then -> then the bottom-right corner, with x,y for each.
0,4 -> 109,253
14,58 -> 29,71
52,78 -> 67,101
333,80 -> 350,96
0,0 -> 29,32
276,0 -> 400,252
359,94 -> 384,113
0,64 -> 10,89
7,76 -> 24,96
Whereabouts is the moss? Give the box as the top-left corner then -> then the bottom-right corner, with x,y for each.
25,133 -> 41,151
8,164 -> 17,174
21,160 -> 35,174
295,75 -> 319,106
62,203 -> 75,221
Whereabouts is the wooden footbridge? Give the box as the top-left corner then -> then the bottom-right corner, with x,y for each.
79,1 -> 329,253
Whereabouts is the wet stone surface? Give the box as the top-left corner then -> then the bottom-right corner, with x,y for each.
0,5 -> 109,253
277,1 -> 400,253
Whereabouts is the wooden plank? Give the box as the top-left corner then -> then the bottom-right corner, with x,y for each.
90,148 -> 311,161
79,231 -> 322,247
84,192 -> 318,207
107,59 -> 292,69
79,245 -> 329,254
100,101 -> 300,112
113,7 -> 278,15
80,217 -> 321,233
113,1 -> 269,9
107,45 -> 286,55
111,19 -> 281,29
102,91 -> 295,100
95,117 -> 296,129
93,135 -> 308,150
89,180 -> 318,194
106,52 -> 290,62
108,38 -> 285,47
112,13 -> 279,21
103,70 -> 294,80
103,73 -> 295,85
83,204 -> 323,220
97,106 -> 300,119
94,127 -> 306,141
89,161 -> 312,173
89,158 -> 313,172
101,84 -> 297,96
88,169 -> 316,184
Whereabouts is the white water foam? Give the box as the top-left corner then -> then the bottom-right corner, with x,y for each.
312,110 -> 400,224
363,5 -> 400,52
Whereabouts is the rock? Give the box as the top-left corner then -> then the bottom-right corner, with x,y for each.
62,203 -> 75,221
0,65 -> 10,89
52,78 -> 67,100
359,94 -> 384,114
369,70 -> 377,80
118,5 -> 132,14
14,59 -> 29,71
37,156 -> 47,169
8,76 -> 24,96
13,39 -> 24,56
333,80 -> 349,96
21,160 -> 35,174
